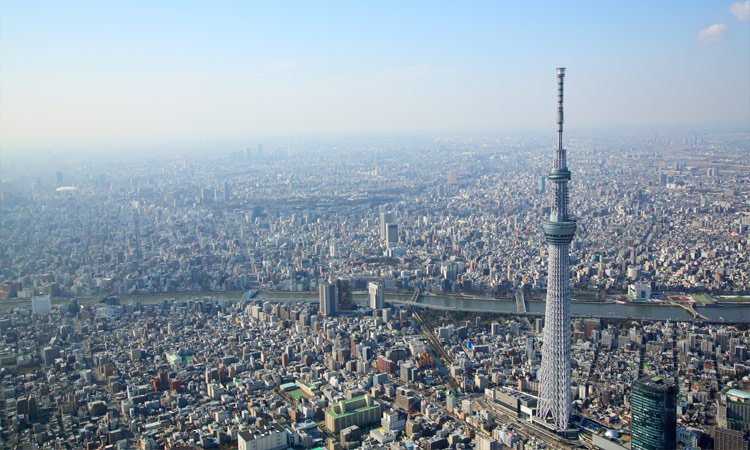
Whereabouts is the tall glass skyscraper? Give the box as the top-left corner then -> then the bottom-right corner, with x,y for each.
630,376 -> 677,450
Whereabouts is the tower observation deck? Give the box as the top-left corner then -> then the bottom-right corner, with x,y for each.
536,67 -> 577,431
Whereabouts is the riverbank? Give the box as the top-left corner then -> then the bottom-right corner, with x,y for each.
3,290 -> 748,323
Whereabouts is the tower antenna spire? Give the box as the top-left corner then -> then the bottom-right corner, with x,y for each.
557,67 -> 565,166
537,67 -> 577,431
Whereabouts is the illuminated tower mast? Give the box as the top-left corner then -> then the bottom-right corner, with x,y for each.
537,67 -> 577,431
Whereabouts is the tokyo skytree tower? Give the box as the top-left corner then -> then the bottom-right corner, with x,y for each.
537,67 -> 577,431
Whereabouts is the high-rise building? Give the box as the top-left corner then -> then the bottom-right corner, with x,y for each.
32,295 -> 51,316
319,282 -> 336,317
386,223 -> 398,246
446,391 -> 457,410
379,211 -> 395,240
368,282 -> 384,310
336,279 -> 353,310
630,376 -> 677,450
447,169 -> 457,184
717,388 -> 750,432
223,181 -> 230,202
536,176 -> 546,194
536,67 -> 577,431
16,394 -> 38,423
714,427 -> 750,450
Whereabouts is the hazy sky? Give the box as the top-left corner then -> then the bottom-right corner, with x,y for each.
1,1 -> 748,158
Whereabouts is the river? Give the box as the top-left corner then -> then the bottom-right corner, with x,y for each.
7,290 -> 745,324
256,291 -> 749,324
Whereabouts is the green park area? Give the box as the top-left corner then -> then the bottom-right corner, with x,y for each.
289,390 -> 305,400
691,294 -> 713,304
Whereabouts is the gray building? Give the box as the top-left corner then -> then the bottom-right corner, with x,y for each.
717,388 -> 750,432
386,223 -> 398,246
379,211 -> 395,240
319,282 -> 336,317
368,281 -> 384,310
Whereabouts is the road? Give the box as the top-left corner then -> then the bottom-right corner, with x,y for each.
412,310 -> 588,449
476,396 -> 590,449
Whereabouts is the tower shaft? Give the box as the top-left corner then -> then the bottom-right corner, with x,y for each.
537,67 -> 577,431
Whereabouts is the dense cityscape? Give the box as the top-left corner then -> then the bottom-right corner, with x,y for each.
2,132 -> 749,301
1,127 -> 749,449
2,2 -> 749,449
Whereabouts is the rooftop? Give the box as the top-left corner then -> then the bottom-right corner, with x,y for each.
326,396 -> 379,419
726,389 -> 750,402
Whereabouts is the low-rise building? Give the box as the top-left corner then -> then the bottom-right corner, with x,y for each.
238,423 -> 288,450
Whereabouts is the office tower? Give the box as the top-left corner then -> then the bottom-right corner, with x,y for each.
447,169 -> 457,184
319,282 -> 336,317
133,207 -> 143,262
43,346 -> 60,365
16,395 -> 38,423
382,307 -> 392,322
386,223 -> 398,246
379,211 -> 395,240
630,376 -> 677,450
335,279 -> 353,310
32,295 -> 51,316
537,176 -> 546,194
200,187 -> 215,205
537,67 -> 577,431
368,282 -> 384,310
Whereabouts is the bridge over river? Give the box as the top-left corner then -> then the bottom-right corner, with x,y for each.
255,291 -> 749,324
36,290 -> 748,324
387,294 -> 749,324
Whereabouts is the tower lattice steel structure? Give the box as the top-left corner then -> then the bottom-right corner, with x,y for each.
537,67 -> 577,431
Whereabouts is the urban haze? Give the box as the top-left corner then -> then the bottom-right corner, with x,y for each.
1,2 -> 749,450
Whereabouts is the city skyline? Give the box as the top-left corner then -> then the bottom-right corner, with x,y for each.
1,85 -> 749,449
1,3 -> 750,448
1,1 -> 749,160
